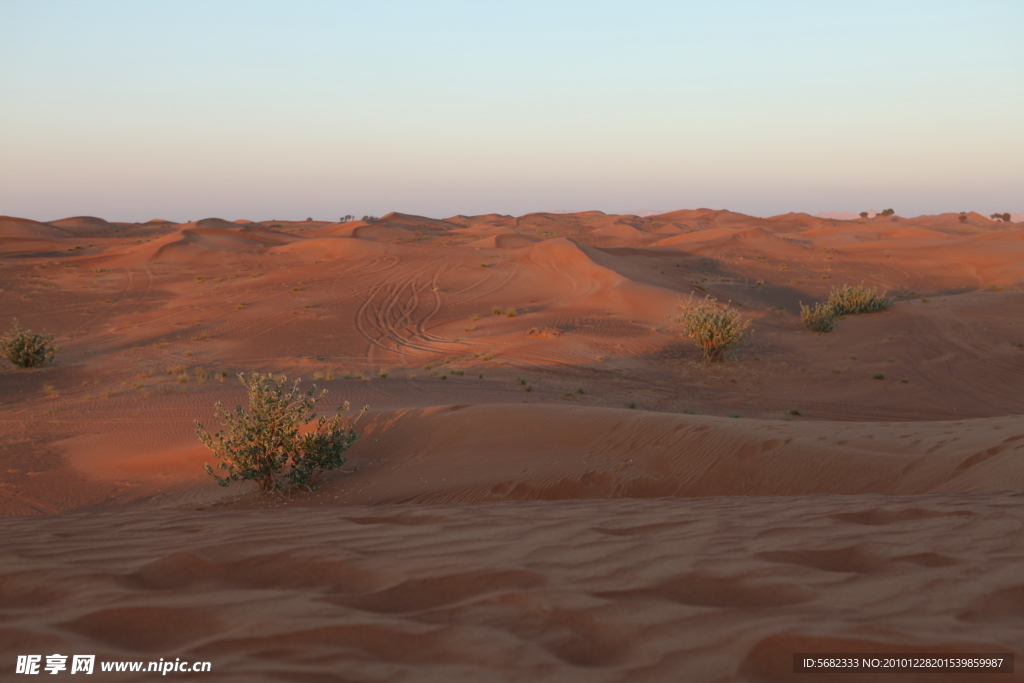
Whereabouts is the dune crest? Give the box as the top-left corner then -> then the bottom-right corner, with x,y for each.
1,207 -> 1021,680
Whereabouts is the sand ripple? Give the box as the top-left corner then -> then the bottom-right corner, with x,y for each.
2,493 -> 1021,681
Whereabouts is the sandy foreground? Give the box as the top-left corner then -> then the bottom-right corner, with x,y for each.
1,209 -> 1022,681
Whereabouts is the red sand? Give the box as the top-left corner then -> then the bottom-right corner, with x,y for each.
1,209 -> 1022,681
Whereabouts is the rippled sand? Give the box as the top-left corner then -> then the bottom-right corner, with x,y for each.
2,494 -> 1022,682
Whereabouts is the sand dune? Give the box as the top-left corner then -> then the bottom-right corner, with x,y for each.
653,208 -> 753,226
189,217 -> 240,231
763,212 -> 838,232
652,227 -> 740,245
588,223 -> 657,242
48,216 -> 117,232
462,232 -> 542,249
350,224 -> 422,241
0,215 -> 69,238
1,207 -> 1022,680
133,228 -> 281,262
312,404 -> 1024,504
377,211 -> 463,231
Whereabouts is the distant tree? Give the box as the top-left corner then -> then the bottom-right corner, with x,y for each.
859,211 -> 869,219
306,217 -> 313,222
992,212 -> 1012,222
361,215 -> 379,223
880,208 -> 895,217
1004,213 -> 1012,222
958,213 -> 968,224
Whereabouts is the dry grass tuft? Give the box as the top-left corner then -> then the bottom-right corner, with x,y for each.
828,284 -> 892,315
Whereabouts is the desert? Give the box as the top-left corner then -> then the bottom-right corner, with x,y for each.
1,209 -> 1022,681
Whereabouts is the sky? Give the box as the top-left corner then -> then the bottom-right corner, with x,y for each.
2,0 -> 1022,222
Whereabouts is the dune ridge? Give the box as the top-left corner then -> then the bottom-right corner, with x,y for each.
1,207 -> 1022,680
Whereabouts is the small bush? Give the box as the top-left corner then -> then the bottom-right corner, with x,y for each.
0,319 -> 61,368
828,285 -> 892,315
196,373 -> 366,493
800,302 -> 837,333
671,296 -> 751,362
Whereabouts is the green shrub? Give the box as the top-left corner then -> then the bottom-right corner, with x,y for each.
800,302 -> 838,333
195,373 -> 366,493
671,296 -> 751,362
0,319 -> 61,368
828,285 -> 892,314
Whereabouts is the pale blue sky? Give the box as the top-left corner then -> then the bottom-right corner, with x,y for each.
2,0 -> 1021,221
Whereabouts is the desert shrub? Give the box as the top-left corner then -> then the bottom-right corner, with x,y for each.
827,285 -> 892,315
800,302 -> 838,333
958,213 -> 968,223
195,373 -> 366,493
859,211 -> 868,219
0,319 -> 61,368
671,296 -> 751,362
